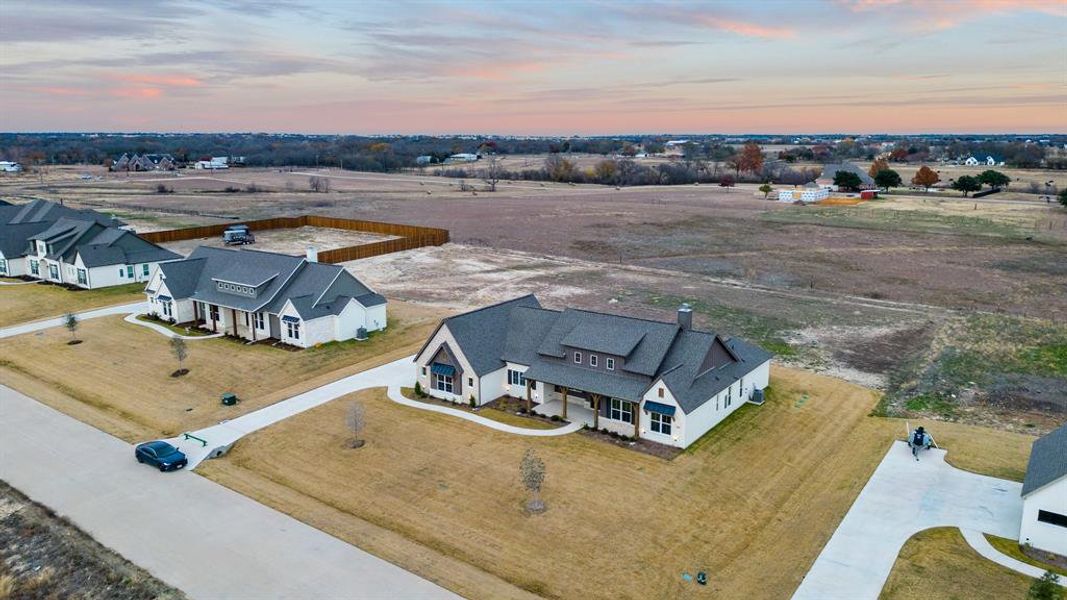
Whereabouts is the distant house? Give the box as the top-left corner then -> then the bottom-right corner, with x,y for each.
0,199 -> 179,287
0,161 -> 23,173
1020,423 -> 1067,558
963,155 -> 1003,167
816,162 -> 875,190
194,157 -> 229,170
110,153 -> 176,171
144,246 -> 386,348
445,153 -> 480,163
415,155 -> 433,165
413,295 -> 771,448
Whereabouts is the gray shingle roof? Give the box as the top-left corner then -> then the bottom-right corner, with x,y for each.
820,162 -> 875,186
422,295 -> 773,412
0,221 -> 49,258
157,246 -> 381,318
5,199 -> 123,227
1022,423 -> 1067,496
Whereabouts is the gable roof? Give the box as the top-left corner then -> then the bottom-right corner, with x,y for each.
819,162 -> 875,186
156,246 -> 381,317
424,295 -> 773,410
1022,423 -> 1067,497
0,221 -> 50,258
3,199 -> 123,227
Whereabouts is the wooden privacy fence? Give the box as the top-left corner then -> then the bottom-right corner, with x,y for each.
140,215 -> 449,264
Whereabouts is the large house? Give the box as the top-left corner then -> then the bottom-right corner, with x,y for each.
413,295 -> 772,449
0,199 -> 179,287
1020,423 -> 1067,557
144,246 -> 386,348
111,153 -> 176,171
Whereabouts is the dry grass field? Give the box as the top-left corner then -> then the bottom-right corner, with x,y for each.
0,281 -> 144,328
159,225 -> 396,257
879,528 -> 1032,600
0,301 -> 447,441
197,366 -> 1032,600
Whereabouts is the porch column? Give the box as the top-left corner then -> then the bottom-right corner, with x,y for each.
633,402 -> 640,439
193,301 -> 199,323
592,394 -> 601,429
250,313 -> 257,342
231,308 -> 238,336
561,386 -> 568,420
525,379 -> 532,412
211,305 -> 217,332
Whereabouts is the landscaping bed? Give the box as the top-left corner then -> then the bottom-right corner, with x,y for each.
400,387 -> 562,430
136,314 -> 213,336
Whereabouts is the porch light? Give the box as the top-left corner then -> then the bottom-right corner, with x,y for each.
672,435 -> 679,441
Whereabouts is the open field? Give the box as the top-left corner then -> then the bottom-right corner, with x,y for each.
0,480 -> 185,600
879,528 -> 1032,600
159,225 -> 396,257
0,281 -> 144,328
810,161 -> 1067,200
2,167 -> 1063,429
0,301 -> 447,441
198,366 -> 1032,600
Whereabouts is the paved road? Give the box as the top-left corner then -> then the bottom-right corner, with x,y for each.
0,301 -> 146,339
176,355 -> 581,467
793,441 -> 1023,599
0,384 -> 458,600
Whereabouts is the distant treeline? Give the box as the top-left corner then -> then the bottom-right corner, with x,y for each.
0,133 -> 1061,174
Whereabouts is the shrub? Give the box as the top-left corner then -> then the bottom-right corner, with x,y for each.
414,381 -> 423,397
469,394 -> 476,408
224,186 -> 241,193
155,184 -> 173,194
550,415 -> 561,422
518,407 -> 528,414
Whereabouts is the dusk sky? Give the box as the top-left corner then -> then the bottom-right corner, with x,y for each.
1,0 -> 1064,134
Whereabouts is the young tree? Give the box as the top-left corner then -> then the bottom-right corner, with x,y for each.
977,169 -> 1010,190
833,170 -> 863,192
481,154 -> 502,192
64,312 -> 79,343
868,158 -> 889,178
911,165 -> 940,191
169,337 -> 188,375
758,183 -> 773,199
346,400 -> 366,448
952,175 -> 982,197
1027,570 -> 1063,600
519,448 -> 546,513
874,169 -> 902,191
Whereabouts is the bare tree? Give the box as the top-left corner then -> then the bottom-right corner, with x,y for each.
64,312 -> 79,343
482,154 -> 502,192
520,448 -> 546,513
170,337 -> 188,376
347,400 -> 366,448
308,176 -> 330,193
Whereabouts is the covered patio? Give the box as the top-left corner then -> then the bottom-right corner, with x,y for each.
532,398 -> 596,428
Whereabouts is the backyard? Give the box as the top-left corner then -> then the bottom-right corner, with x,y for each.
198,366 -> 1033,599
0,300 -> 447,441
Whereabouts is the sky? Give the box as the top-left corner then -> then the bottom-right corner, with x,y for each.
1,0 -> 1065,135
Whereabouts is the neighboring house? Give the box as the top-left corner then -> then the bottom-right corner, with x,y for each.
144,246 -> 386,348
110,153 -> 176,171
816,162 -> 875,190
0,161 -> 23,173
445,153 -> 479,163
778,188 -> 829,203
413,295 -> 772,449
1020,423 -> 1067,557
963,155 -> 1003,167
0,199 -> 133,280
194,157 -> 229,169
25,218 -> 180,288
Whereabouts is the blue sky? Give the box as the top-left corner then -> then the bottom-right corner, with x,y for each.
1,0 -> 1064,133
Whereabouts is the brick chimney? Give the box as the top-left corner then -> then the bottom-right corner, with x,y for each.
677,303 -> 693,330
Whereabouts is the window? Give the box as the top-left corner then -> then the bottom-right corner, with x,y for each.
606,357 -> 615,371
286,321 -> 301,339
726,384 -> 733,408
119,267 -> 124,278
209,305 -> 220,321
1038,510 -> 1067,528
574,351 -> 582,364
421,366 -> 427,376
650,412 -> 672,435
0,258 -> 6,275
658,387 -> 664,398
126,265 -> 134,278
508,369 -> 527,387
37,241 -> 46,255
433,373 -> 454,393
468,377 -> 473,387
142,264 -> 150,276
30,260 -> 39,276
609,399 -> 634,424
49,264 -> 59,280
161,301 -> 173,318
590,354 -> 598,367
77,269 -> 87,285
253,312 -> 265,329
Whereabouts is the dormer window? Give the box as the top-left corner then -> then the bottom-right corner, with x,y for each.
574,351 -> 582,364
590,355 -> 598,367
606,358 -> 615,370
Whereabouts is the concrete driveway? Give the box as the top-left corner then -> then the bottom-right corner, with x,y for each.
0,384 -> 458,599
792,441 -> 1023,599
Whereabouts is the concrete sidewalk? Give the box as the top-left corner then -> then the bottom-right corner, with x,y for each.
792,441 -> 1023,599
0,301 -> 146,339
0,384 -> 458,599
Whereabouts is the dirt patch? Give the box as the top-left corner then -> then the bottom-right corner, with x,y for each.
0,480 -> 184,600
161,226 -> 396,257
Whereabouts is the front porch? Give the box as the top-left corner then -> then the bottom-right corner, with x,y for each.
532,399 -> 596,428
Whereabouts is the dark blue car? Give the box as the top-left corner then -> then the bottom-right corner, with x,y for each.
135,440 -> 188,472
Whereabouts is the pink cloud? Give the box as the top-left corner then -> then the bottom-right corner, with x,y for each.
840,0 -> 1064,31
693,16 -> 795,38
31,86 -> 90,96
110,87 -> 163,98
110,74 -> 202,87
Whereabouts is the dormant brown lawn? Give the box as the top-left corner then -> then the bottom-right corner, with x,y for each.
0,281 -> 144,328
199,366 -> 1032,599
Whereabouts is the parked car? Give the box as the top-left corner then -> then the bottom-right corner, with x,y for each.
135,440 -> 188,472
223,225 -> 255,246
